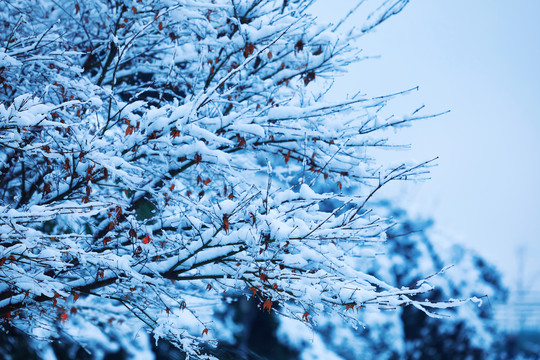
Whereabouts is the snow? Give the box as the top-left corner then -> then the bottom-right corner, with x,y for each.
0,0 -> 497,358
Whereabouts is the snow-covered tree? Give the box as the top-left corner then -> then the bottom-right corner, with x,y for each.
0,0 -> 460,357
0,207 -> 515,360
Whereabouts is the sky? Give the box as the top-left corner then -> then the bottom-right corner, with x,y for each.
310,0 -> 540,293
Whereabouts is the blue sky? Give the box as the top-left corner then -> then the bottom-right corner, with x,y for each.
311,0 -> 540,291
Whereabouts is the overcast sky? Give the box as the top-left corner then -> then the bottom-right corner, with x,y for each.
310,0 -> 540,292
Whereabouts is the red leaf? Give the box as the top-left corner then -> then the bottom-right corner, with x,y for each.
263,299 -> 272,313
203,178 -> 211,185
248,286 -> 258,296
283,149 -> 291,163
223,214 -> 229,233
206,284 -> 212,291
142,236 -> 151,244
202,328 -> 209,336
60,312 -> 68,323
158,22 -> 163,31
236,136 -> 246,148
345,302 -> 356,311
73,292 -> 79,302
75,4 -> 80,14
133,246 -> 143,257
243,43 -> 256,58
302,311 -> 309,322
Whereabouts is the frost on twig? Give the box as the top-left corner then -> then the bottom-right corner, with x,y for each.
0,0 -> 456,356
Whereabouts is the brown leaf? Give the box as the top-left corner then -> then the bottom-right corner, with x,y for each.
263,299 -> 272,313
294,39 -> 304,52
244,43 -> 256,58
223,214 -> 230,233
60,312 -> 68,323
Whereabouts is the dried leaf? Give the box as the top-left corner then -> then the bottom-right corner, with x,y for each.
263,299 -> 272,313
60,312 -> 68,323
223,214 -> 229,233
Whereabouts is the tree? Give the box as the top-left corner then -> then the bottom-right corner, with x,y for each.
0,0 -> 457,357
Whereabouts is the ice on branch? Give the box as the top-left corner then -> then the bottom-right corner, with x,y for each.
0,0 -> 460,357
